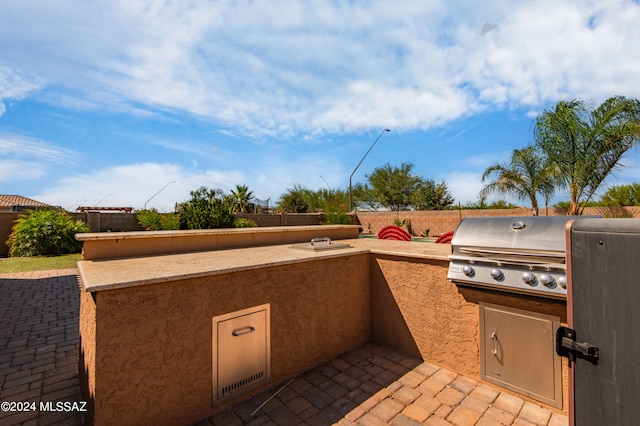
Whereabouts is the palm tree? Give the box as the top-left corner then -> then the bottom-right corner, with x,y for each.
534,96 -> 640,215
229,185 -> 254,213
481,146 -> 557,215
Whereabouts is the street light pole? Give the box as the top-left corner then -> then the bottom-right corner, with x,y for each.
349,129 -> 390,211
320,175 -> 332,191
144,181 -> 176,210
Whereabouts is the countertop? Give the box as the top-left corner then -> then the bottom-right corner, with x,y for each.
77,238 -> 451,292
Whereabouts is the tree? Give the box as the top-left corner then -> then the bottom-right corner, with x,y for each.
229,184 -> 254,213
411,179 -> 454,210
481,145 -> 558,215
600,183 -> 640,206
353,162 -> 454,211
278,185 -> 309,213
360,162 -> 423,211
534,96 -> 640,215
176,186 -> 235,229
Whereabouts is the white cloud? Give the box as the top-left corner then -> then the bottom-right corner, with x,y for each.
0,160 -> 46,181
32,163 -> 244,212
0,65 -> 45,116
1,0 -> 639,137
0,134 -> 77,183
0,133 -> 76,163
445,172 -> 486,204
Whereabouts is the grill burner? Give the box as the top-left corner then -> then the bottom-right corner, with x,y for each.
447,216 -> 591,299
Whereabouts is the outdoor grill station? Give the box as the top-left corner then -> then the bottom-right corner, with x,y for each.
74,218 -> 640,425
448,216 -> 640,425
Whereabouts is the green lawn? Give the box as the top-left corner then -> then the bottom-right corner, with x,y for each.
0,253 -> 81,274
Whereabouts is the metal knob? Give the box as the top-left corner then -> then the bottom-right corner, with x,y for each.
462,265 -> 474,277
557,276 -> 567,289
490,269 -> 504,281
521,272 -> 536,285
539,274 -> 555,287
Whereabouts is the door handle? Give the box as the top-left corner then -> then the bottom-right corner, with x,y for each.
232,326 -> 255,336
491,331 -> 498,356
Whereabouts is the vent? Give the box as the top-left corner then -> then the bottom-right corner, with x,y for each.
221,371 -> 265,397
212,304 -> 270,404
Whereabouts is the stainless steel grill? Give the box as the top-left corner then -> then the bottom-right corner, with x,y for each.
447,216 -> 589,299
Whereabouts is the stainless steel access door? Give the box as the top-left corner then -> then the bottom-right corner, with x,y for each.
480,303 -> 563,409
212,304 -> 271,403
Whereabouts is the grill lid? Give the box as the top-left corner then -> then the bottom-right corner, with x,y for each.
451,216 -> 576,255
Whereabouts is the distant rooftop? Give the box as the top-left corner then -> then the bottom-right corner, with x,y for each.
0,195 -> 52,211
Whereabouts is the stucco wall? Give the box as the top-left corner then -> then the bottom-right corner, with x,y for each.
369,253 -> 568,410
80,240 -> 570,425
370,255 -> 478,374
82,254 -> 370,426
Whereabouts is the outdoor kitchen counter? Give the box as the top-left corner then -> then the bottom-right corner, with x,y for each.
77,238 -> 451,292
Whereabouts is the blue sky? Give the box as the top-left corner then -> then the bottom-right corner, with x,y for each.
1,0 -> 640,212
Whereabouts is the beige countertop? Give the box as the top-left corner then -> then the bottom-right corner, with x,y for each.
77,238 -> 451,292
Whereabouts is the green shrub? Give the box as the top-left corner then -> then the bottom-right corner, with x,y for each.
137,209 -> 180,230
320,199 -> 351,225
234,218 -> 257,228
176,187 -> 235,229
7,209 -> 90,257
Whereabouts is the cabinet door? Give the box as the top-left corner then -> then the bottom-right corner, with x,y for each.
213,304 -> 270,403
480,303 -> 562,408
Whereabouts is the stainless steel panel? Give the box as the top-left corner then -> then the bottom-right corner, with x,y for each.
212,304 -> 270,404
480,303 -> 562,409
449,261 -> 567,299
452,216 -> 579,254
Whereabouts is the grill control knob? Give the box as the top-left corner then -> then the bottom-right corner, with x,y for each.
539,274 -> 555,287
522,272 -> 536,285
490,269 -> 504,281
557,276 -> 567,289
462,265 -> 474,277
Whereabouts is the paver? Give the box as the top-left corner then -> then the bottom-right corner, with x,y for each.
460,395 -> 489,414
447,404 -> 483,426
431,368 -> 458,385
398,370 -> 426,388
402,403 -> 430,423
470,383 -> 500,404
389,412 -> 422,426
450,375 -> 478,395
437,387 -> 465,406
549,412 -> 570,426
483,406 -> 516,425
519,401 -> 553,425
369,398 -> 404,422
392,385 -> 421,405
419,376 -> 447,397
493,391 -> 525,417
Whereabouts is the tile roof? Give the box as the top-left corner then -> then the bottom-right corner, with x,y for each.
0,194 -> 51,208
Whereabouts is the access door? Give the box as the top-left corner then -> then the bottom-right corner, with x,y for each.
480,303 -> 562,408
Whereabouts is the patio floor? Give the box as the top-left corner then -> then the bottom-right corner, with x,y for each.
1,269 -> 568,426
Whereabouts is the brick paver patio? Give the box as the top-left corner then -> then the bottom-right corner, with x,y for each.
1,269 -> 568,426
0,269 -> 84,425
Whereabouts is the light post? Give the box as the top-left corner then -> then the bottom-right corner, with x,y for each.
94,194 -> 112,206
144,181 -> 176,210
349,129 -> 390,211
320,175 -> 332,191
